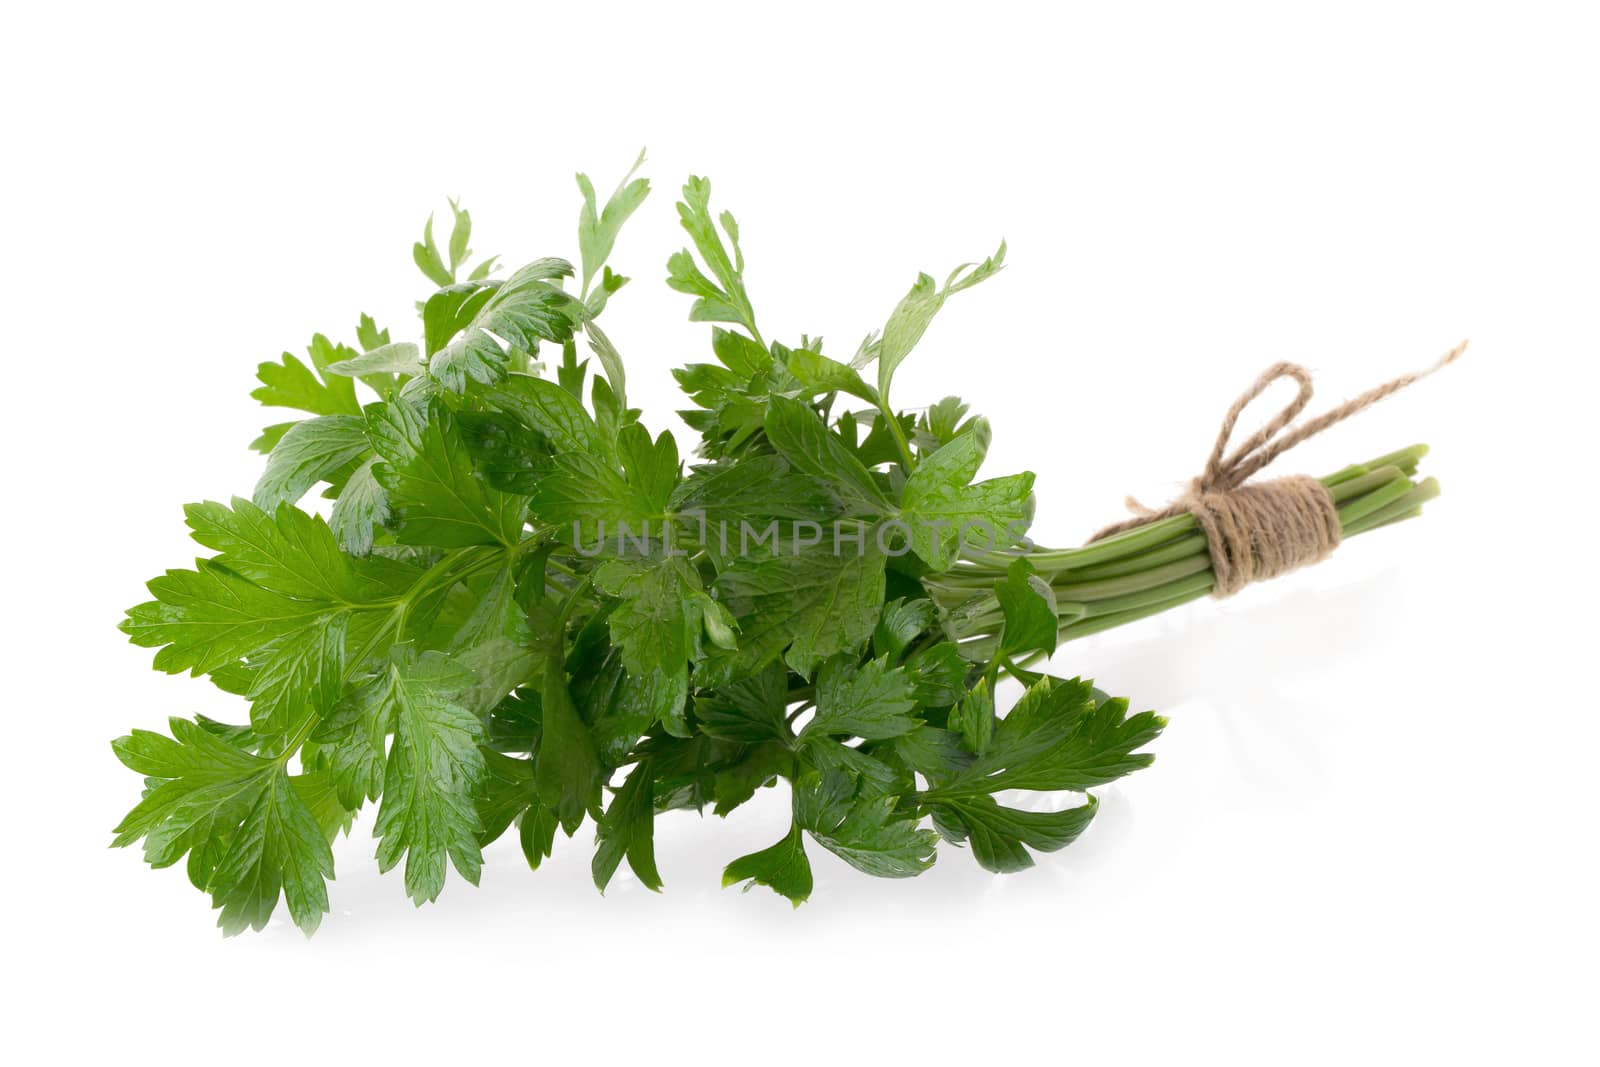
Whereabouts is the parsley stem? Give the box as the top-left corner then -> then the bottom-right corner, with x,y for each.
938,444 -> 1443,662
556,572 -> 596,628
878,399 -> 917,470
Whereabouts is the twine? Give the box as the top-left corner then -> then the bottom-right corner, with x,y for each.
1091,342 -> 1468,597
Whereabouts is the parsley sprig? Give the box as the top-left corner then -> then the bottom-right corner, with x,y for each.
112,157 -> 1440,933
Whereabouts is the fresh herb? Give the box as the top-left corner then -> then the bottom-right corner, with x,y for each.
112,157 -> 1442,933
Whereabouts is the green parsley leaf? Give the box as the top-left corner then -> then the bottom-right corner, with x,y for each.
795,770 -> 937,878
484,373 -> 609,457
802,656 -> 919,741
371,652 -> 488,904
931,794 -> 1097,873
995,556 -> 1060,659
569,627 -> 690,763
595,555 -> 703,679
251,334 -> 361,418
704,542 -> 887,683
693,662 -> 792,744
414,213 -> 454,287
671,454 -> 835,526
577,149 -> 650,298
874,597 -> 939,662
592,759 -> 663,892
367,400 -> 526,547
121,499 -> 406,690
722,822 -> 812,906
328,456 -> 389,556
927,678 -> 1165,798
252,414 -> 369,511
785,348 -> 879,404
428,259 -> 583,391
667,176 -> 761,341
536,641 -> 604,835
863,241 -> 1006,402
446,198 -> 472,274
326,341 -> 422,379
111,718 -> 335,935
900,422 -> 1035,569
764,396 -> 890,516
947,677 -> 995,756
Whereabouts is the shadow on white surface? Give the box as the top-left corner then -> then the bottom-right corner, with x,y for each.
278,783 -> 1145,947
248,559 -> 1409,947
1069,559 -> 1408,789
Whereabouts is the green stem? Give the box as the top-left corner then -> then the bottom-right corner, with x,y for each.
936,444 -> 1442,662
879,400 -> 916,471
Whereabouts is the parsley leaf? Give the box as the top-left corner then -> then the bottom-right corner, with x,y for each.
577,149 -> 650,300
484,373 -> 609,457
252,334 -> 361,418
428,259 -> 584,391
931,794 -> 1098,874
667,176 -> 761,342
592,759 -> 663,892
795,770 -> 937,878
860,241 -> 1006,401
764,396 -> 890,516
536,640 -> 604,835
802,656 -> 918,741
370,652 -> 488,904
995,557 -> 1060,659
595,555 -> 703,679
722,822 -> 812,906
112,718 -> 335,935
704,542 -> 887,683
253,415 -> 370,511
900,422 -> 1034,570
367,399 -> 526,547
926,678 -> 1165,798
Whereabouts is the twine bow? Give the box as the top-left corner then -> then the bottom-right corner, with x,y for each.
1091,341 -> 1467,597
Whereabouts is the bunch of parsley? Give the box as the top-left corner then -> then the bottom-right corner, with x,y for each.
113,157 -> 1438,934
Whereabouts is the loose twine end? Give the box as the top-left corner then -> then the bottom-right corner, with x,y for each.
1090,340 -> 1466,597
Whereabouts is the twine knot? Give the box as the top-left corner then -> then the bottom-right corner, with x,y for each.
1092,342 -> 1467,598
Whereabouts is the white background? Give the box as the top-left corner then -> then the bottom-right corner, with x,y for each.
4,1 -> 1596,1063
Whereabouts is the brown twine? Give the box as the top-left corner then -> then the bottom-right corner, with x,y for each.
1090,341 -> 1468,597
